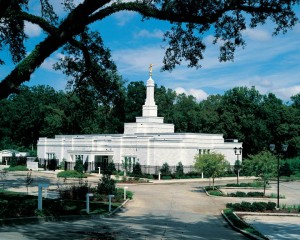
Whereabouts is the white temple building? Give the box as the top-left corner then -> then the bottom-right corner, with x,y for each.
37,69 -> 242,173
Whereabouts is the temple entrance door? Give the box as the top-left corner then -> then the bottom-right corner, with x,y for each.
94,156 -> 109,172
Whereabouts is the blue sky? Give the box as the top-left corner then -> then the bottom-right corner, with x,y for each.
1,1 -> 300,102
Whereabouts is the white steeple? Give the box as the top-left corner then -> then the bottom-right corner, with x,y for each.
123,64 -> 174,134
142,76 -> 157,117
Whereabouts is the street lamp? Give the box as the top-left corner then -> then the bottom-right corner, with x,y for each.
234,147 -> 243,185
269,143 -> 288,209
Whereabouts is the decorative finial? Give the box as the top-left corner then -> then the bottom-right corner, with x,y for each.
149,64 -> 153,77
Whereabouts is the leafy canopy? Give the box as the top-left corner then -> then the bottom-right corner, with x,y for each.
194,152 -> 230,188
0,0 -> 299,98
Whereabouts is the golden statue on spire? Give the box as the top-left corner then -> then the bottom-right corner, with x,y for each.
149,64 -> 153,77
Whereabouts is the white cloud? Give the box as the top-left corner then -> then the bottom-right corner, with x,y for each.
243,28 -> 271,41
134,29 -> 164,39
249,77 -> 273,88
271,85 -> 300,101
175,87 -> 208,101
41,53 -> 65,71
113,11 -> 137,26
24,21 -> 42,37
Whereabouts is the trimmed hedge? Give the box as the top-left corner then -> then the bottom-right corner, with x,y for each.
57,170 -> 87,178
226,201 -> 276,212
226,182 -> 265,188
228,191 -> 264,197
4,165 -> 28,171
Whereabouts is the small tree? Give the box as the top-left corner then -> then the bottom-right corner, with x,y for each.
175,162 -> 184,177
243,150 -> 277,196
97,174 -> 116,195
194,152 -> 229,189
83,160 -> 89,173
74,157 -> 84,174
132,162 -> 142,176
160,162 -> 171,176
10,152 -> 18,167
25,170 -> 33,195
105,161 -> 116,175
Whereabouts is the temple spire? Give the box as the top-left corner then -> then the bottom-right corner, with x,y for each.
149,64 -> 153,77
143,64 -> 157,117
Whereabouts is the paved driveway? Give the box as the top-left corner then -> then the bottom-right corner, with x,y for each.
0,180 -> 247,240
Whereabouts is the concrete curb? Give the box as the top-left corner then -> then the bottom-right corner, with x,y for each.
221,210 -> 269,240
235,211 -> 300,217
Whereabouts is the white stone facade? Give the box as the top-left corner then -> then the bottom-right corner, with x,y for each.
37,74 -> 243,172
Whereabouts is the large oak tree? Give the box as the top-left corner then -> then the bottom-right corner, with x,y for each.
0,0 -> 298,99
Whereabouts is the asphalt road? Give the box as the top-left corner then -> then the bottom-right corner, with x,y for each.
1,169 -> 299,240
0,174 -> 247,240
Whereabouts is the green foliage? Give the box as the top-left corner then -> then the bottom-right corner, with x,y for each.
208,190 -> 224,196
243,150 -> 277,195
228,191 -> 264,198
223,208 -> 268,239
57,170 -> 87,178
97,174 -> 116,195
105,161 -> 116,175
0,190 -> 121,218
132,162 -> 142,176
9,152 -> 18,167
5,165 -> 28,171
225,181 -> 265,188
160,162 -> 171,175
175,162 -> 184,177
226,201 -> 276,212
74,158 -> 84,173
194,152 -> 230,189
58,181 -> 91,200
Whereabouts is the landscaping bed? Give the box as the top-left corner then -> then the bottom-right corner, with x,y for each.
0,190 -> 123,219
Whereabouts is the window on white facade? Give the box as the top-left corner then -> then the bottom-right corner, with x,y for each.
47,153 -> 56,159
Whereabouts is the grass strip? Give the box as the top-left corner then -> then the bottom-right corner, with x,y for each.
223,208 -> 268,239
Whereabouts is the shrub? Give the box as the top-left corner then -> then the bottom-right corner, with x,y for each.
132,162 -> 142,176
226,201 -> 276,212
162,175 -> 172,180
266,202 -> 276,210
74,159 -> 84,173
160,162 -> 171,175
236,191 -> 246,197
5,165 -> 28,171
57,170 -> 87,178
226,182 -> 265,188
246,192 -> 264,197
252,202 -> 267,211
97,174 -> 116,195
175,162 -> 184,177
58,182 -> 91,200
105,161 -> 116,175
240,201 -> 252,211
